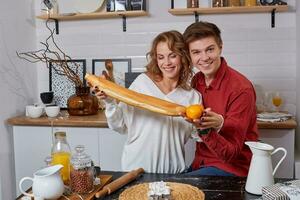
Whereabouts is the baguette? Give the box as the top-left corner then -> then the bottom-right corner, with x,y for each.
85,74 -> 186,116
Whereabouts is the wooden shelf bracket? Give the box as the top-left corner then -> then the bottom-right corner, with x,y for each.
47,18 -> 59,34
122,15 -> 127,32
194,11 -> 199,22
271,8 -> 276,28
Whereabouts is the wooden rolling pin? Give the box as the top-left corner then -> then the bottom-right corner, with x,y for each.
85,73 -> 186,116
95,168 -> 145,198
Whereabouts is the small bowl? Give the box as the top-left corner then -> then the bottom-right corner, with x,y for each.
40,92 -> 54,104
45,106 -> 60,118
26,105 -> 44,118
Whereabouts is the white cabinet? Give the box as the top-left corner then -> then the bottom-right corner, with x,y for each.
98,128 -> 126,171
259,129 -> 295,178
13,126 -> 101,196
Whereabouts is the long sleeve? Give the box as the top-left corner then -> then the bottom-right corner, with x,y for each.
201,88 -> 256,161
104,99 -> 128,135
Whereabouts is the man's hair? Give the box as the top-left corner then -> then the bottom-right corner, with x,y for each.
183,21 -> 223,48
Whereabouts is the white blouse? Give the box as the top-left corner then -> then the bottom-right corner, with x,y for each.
104,73 -> 202,173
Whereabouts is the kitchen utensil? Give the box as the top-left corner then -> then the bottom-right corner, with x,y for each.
40,91 -> 54,104
19,165 -> 64,200
245,141 -> 287,195
26,105 -> 44,118
95,168 -> 144,198
45,106 -> 60,117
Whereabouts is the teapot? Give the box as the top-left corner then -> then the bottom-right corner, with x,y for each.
245,141 -> 287,195
19,165 -> 64,200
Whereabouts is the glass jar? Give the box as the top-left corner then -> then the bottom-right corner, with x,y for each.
187,0 -> 199,8
244,0 -> 257,6
51,131 -> 71,184
70,145 -> 94,194
228,0 -> 240,6
212,0 -> 227,7
67,86 -> 99,116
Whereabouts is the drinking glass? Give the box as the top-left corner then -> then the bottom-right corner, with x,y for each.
272,92 -> 283,112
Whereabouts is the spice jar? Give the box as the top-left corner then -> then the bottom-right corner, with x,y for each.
70,145 -> 94,194
228,0 -> 240,6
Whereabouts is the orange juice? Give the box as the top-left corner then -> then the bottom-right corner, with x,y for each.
272,97 -> 282,107
51,152 -> 71,183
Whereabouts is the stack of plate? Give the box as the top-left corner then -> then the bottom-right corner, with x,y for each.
74,0 -> 105,13
257,112 -> 293,122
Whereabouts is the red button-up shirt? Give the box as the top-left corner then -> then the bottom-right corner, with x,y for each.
191,58 -> 258,177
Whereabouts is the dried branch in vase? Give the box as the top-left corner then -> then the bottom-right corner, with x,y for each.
16,19 -> 83,87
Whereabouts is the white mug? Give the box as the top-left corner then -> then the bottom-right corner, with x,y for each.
45,106 -> 60,118
26,105 -> 44,118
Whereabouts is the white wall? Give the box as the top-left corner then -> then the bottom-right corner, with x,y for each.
35,0 -> 297,115
0,0 -> 37,199
296,1 -> 300,151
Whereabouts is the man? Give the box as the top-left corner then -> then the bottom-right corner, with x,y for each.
183,21 -> 258,177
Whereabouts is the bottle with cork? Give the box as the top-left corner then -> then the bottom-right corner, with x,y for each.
51,131 -> 71,184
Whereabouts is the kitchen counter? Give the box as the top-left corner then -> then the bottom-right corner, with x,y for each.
97,171 -> 288,200
6,110 -> 297,129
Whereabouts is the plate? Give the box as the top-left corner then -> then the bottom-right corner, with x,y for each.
74,0 -> 105,13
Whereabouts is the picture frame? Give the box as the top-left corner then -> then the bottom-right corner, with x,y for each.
49,59 -> 86,109
92,58 -> 131,87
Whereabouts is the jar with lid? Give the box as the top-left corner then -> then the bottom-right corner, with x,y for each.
51,131 -> 71,184
70,145 -> 94,194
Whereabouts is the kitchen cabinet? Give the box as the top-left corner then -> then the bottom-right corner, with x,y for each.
7,112 -> 297,196
168,5 -> 288,27
36,10 -> 148,33
12,126 -> 100,195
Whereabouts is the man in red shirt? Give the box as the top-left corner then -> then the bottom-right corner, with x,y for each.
183,21 -> 258,177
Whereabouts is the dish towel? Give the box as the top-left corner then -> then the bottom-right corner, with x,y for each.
262,180 -> 300,200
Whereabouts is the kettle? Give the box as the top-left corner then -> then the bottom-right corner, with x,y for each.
19,165 -> 64,200
245,141 -> 287,195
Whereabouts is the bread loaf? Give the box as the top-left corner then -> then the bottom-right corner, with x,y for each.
85,74 -> 186,116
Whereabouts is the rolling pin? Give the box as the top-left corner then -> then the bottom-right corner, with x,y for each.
95,168 -> 145,198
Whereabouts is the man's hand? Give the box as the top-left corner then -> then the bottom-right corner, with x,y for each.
182,108 -> 224,131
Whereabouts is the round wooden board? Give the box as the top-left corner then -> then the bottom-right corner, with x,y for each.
119,182 -> 205,200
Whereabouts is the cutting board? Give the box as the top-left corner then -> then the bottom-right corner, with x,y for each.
17,175 -> 112,200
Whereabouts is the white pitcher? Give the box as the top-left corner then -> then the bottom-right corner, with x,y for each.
245,141 -> 287,195
19,165 -> 64,200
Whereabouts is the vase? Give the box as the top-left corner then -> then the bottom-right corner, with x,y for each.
67,87 -> 98,116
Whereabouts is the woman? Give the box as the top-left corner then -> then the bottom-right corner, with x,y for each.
94,31 -> 202,173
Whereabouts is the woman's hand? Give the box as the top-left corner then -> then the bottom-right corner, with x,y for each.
89,74 -> 108,100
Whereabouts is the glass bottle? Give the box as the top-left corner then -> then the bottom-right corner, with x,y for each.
51,131 -> 71,184
70,145 -> 94,194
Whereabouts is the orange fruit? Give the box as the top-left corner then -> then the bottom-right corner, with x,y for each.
186,104 -> 204,119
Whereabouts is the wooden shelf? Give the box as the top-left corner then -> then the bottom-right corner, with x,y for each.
36,10 -> 148,33
168,5 -> 288,15
37,10 -> 148,21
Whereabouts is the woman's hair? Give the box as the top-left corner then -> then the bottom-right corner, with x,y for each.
183,21 -> 223,48
146,30 -> 192,90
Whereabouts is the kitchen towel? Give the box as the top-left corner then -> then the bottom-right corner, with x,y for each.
262,180 -> 300,200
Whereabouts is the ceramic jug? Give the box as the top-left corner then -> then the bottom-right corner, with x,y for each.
245,141 -> 287,195
19,165 -> 64,200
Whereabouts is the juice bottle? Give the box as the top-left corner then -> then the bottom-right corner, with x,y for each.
51,131 -> 71,184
